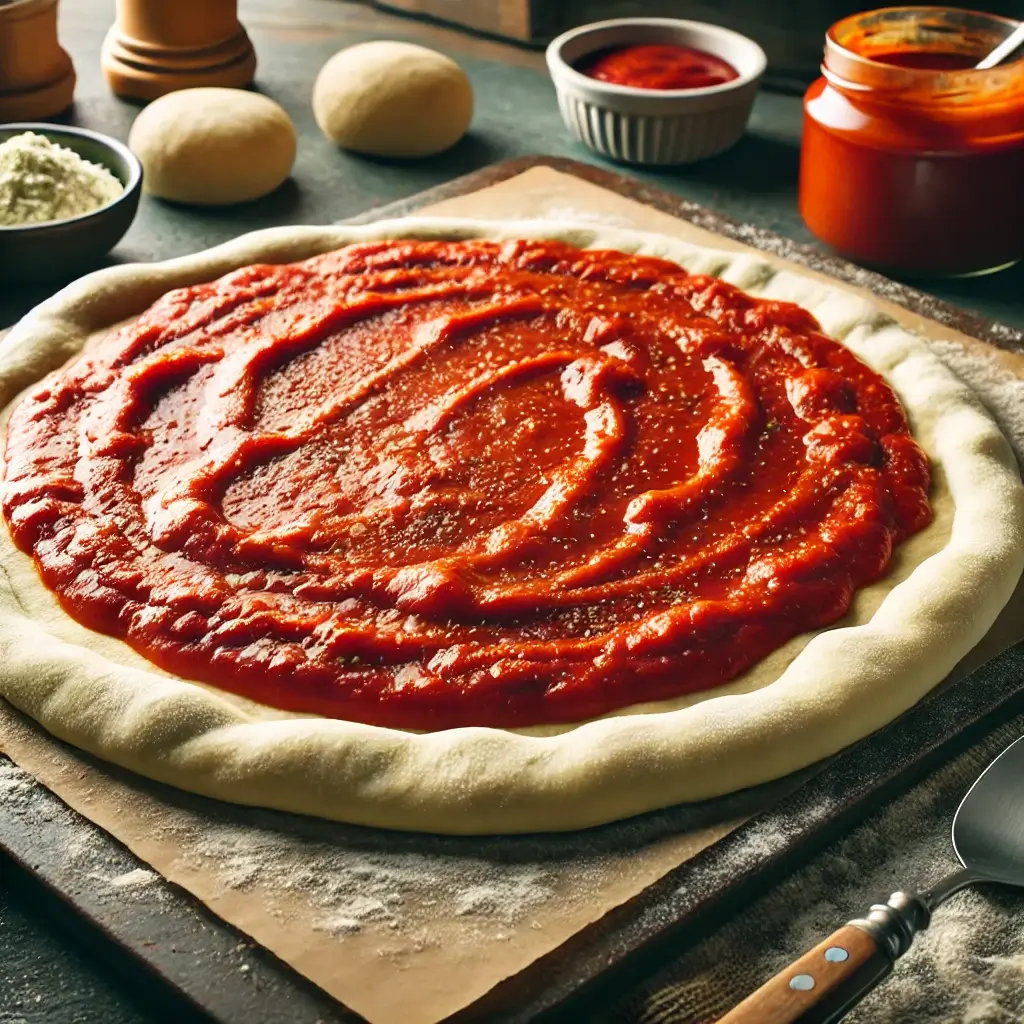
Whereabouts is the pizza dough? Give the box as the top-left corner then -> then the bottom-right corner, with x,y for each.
128,88 -> 297,206
0,218 -> 1021,835
312,42 -> 473,158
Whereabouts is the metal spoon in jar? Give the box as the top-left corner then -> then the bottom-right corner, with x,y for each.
719,732 -> 1024,1023
975,21 -> 1024,69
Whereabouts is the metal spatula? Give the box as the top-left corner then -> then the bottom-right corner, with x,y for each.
720,732 -> 1024,1023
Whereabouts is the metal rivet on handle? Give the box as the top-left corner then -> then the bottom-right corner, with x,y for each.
825,947 -> 849,963
789,974 -> 815,991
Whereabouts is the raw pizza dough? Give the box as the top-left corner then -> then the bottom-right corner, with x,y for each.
312,42 -> 473,158
0,218 -> 1021,835
128,88 -> 297,206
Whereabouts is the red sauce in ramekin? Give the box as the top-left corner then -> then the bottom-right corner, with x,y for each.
578,44 -> 739,90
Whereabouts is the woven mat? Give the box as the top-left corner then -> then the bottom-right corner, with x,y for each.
604,710 -> 1024,1024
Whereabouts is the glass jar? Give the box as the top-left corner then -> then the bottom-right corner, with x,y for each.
800,7 -> 1024,277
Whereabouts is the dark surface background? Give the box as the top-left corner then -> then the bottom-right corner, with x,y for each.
2,2 -> 1023,1023
2,0 -> 1022,332
1,873 -> 153,1024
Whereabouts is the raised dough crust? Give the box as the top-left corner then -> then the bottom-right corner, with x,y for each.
0,218 -> 1021,834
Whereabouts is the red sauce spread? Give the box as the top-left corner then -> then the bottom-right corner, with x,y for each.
578,44 -> 739,90
1,240 -> 931,730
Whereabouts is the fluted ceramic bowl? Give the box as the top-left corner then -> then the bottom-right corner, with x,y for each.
546,18 -> 767,166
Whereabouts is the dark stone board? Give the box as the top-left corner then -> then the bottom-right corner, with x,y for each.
2,156 -> 1023,1024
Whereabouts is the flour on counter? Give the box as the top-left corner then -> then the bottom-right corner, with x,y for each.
611,716 -> 1024,1024
179,819 -> 558,941
107,867 -> 159,890
62,818 -> 162,897
0,760 -> 34,807
1,754 -> 163,902
540,206 -> 640,229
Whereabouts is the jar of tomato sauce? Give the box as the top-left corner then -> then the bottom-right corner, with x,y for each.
800,7 -> 1024,277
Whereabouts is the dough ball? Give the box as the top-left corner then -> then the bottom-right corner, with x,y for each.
312,41 -> 473,158
129,88 -> 297,206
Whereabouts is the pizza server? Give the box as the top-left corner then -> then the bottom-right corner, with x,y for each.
722,731 -> 1024,1022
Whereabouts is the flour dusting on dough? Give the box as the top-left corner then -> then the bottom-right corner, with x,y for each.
931,339 -> 1024,465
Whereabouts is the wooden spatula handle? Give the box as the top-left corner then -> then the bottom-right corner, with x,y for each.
718,891 -> 931,1024
716,924 -> 890,1023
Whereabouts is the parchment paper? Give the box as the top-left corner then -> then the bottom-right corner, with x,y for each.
2,167 -> 1023,1023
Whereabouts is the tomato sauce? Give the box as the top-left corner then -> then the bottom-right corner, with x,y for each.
1,240 -> 931,729
578,44 -> 738,90
800,9 -> 1024,277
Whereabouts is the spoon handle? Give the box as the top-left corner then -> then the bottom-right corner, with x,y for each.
717,891 -> 930,1024
975,22 -> 1024,70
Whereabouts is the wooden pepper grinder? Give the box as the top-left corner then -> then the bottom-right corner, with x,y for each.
101,0 -> 256,102
0,0 -> 76,120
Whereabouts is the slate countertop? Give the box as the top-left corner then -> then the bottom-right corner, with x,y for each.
2,2 -> 1023,1023
2,0 -> 1022,333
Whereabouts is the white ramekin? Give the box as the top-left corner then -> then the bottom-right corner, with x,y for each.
546,18 -> 767,166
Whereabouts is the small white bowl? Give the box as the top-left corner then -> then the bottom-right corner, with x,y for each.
546,18 -> 767,166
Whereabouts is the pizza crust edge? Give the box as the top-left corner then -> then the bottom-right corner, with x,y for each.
0,217 -> 1020,835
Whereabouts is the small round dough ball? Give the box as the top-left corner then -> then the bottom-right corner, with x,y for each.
313,41 -> 473,158
129,88 -> 297,206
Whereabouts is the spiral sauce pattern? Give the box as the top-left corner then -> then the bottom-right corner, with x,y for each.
1,240 -> 931,729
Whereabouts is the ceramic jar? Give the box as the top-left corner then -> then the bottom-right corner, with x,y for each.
0,0 -> 75,120
101,0 -> 257,102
